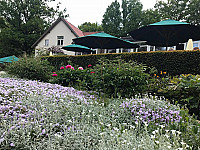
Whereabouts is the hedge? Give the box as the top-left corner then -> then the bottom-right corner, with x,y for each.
42,50 -> 200,75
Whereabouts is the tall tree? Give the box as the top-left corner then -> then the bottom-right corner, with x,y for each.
102,0 -> 143,37
78,22 -> 103,32
0,0 -> 67,57
122,0 -> 143,36
154,0 -> 200,25
102,0 -> 122,37
141,9 -> 161,27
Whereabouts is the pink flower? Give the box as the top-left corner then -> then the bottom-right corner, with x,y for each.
66,65 -> 72,69
60,66 -> 65,70
52,74 -> 58,76
90,72 -> 95,74
53,72 -> 56,73
88,64 -> 92,67
71,67 -> 74,70
78,67 -> 84,70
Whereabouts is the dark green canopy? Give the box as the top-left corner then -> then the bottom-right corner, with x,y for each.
0,56 -> 19,64
62,44 -> 95,53
73,32 -> 139,49
129,20 -> 200,47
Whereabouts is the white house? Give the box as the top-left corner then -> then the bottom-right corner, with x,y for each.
32,17 -> 99,56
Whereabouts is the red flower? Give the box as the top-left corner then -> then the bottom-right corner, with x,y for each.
90,72 -> 95,74
66,65 -> 72,69
60,66 -> 65,70
71,67 -> 74,70
52,74 -> 58,76
88,64 -> 92,67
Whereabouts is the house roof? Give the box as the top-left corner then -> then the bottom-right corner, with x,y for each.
83,32 -> 102,36
32,17 -> 85,48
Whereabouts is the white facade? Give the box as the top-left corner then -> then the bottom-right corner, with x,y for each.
35,20 -> 76,56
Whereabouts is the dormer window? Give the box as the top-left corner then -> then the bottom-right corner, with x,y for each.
57,36 -> 64,46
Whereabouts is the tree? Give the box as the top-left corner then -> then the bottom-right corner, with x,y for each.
154,0 -> 200,25
102,0 -> 122,37
0,0 -> 67,57
122,0 -> 143,36
102,0 -> 143,37
141,9 -> 161,27
78,22 -> 103,32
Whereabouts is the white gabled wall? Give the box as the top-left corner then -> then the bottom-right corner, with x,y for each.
35,20 -> 76,56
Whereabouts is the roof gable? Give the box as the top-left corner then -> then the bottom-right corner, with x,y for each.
32,17 -> 84,48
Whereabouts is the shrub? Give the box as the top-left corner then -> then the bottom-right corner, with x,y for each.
51,58 -> 151,98
89,59 -> 151,98
44,50 -> 200,76
6,57 -> 55,82
156,74 -> 200,119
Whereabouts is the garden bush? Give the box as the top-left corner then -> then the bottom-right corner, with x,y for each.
50,58 -> 152,98
156,74 -> 200,119
6,57 -> 55,82
44,50 -> 200,76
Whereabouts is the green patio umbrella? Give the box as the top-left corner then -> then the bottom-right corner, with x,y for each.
0,56 -> 19,64
73,32 -> 139,49
129,19 -> 200,47
62,44 -> 95,53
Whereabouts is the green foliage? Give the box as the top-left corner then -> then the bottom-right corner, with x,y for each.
50,59 -> 150,98
0,0 -> 67,57
44,50 -> 200,76
50,66 -> 93,90
141,9 -> 161,27
121,0 -> 143,35
157,74 -> 200,119
102,0 -> 122,37
155,0 -> 200,25
102,0 -> 144,37
78,22 -> 103,32
6,57 -> 55,82
89,59 -> 150,98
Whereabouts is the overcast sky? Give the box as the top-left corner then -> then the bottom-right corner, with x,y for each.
50,0 -> 160,27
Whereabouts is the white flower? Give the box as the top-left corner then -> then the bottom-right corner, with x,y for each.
176,131 -> 181,135
113,127 -> 119,131
155,141 -> 159,144
171,130 -> 176,134
160,125 -> 165,129
167,145 -> 171,149
151,135 -> 155,139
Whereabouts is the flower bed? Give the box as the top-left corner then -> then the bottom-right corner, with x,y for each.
0,77 -> 199,149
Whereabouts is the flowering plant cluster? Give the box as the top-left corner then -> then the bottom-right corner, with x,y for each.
48,46 -> 64,54
0,75 -> 199,149
120,97 -> 182,125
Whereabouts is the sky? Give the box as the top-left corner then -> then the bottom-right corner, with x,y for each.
50,0 -> 159,27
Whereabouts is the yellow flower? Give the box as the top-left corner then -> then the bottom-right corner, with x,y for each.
154,74 -> 157,76
163,72 -> 167,74
160,71 -> 163,74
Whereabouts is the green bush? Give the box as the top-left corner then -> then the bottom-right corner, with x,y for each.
89,59 -> 150,98
44,50 -> 200,76
50,59 -> 151,98
156,74 -> 200,119
49,65 -> 93,90
6,57 -> 55,82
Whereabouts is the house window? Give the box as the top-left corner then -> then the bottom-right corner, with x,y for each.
57,36 -> 64,46
45,39 -> 49,46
